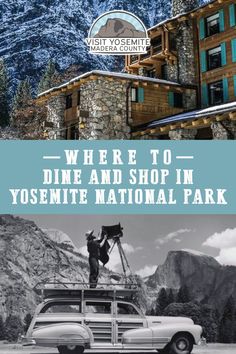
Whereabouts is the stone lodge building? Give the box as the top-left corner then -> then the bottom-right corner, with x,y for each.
38,0 -> 236,140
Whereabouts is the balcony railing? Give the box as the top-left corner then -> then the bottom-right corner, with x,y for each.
152,44 -> 162,55
129,44 -> 163,65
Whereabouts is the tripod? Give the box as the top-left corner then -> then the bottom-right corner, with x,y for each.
109,236 -> 136,285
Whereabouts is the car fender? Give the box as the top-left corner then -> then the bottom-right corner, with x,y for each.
122,323 -> 202,348
149,323 -> 203,344
31,322 -> 94,347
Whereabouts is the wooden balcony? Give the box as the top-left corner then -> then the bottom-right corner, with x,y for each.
128,43 -> 165,67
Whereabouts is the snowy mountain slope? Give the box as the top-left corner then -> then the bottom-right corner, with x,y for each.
43,228 -> 81,253
0,0 -> 208,94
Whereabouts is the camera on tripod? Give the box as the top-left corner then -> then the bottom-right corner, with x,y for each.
101,223 -> 123,240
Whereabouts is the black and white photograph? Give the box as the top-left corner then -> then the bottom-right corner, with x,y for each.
0,214 -> 235,354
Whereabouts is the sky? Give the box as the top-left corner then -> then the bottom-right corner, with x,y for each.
19,214 -> 236,277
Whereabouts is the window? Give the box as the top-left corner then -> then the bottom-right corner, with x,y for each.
207,46 -> 222,70
131,87 -> 138,102
147,69 -> 156,78
169,33 -> 177,51
161,64 -> 168,80
117,303 -> 139,316
41,301 -> 81,313
77,90 -> 81,106
208,80 -> 223,105
66,94 -> 73,109
85,301 -> 111,314
173,93 -> 183,108
151,36 -> 162,54
206,13 -> 220,37
70,125 -> 79,140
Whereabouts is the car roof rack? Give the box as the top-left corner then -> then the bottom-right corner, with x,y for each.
34,282 -> 139,301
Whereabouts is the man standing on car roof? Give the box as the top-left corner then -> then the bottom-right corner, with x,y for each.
86,230 -> 107,288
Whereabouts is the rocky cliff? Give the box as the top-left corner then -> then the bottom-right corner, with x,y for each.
146,249 -> 236,312
0,215 -> 114,320
0,0 -> 208,94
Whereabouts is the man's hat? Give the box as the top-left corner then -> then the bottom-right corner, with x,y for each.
85,230 -> 95,240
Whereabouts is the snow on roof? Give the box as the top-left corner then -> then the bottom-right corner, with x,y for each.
38,70 -> 181,97
148,0 -> 216,32
140,101 -> 236,130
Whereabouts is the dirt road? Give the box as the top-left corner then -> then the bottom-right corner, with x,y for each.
0,344 -> 235,354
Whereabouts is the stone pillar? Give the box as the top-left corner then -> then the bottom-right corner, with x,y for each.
46,94 -> 66,139
169,128 -> 197,140
172,0 -> 199,17
183,89 -> 197,110
167,0 -> 199,86
176,22 -> 197,85
167,62 -> 178,83
79,78 -> 130,140
211,120 -> 236,140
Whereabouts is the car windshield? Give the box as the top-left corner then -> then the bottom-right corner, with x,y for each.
41,301 -> 81,313
85,301 -> 111,314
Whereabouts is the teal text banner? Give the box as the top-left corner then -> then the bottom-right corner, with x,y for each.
0,140 -> 235,214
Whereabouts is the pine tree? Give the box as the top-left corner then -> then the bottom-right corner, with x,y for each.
167,288 -> 175,305
0,315 -> 5,340
38,60 -> 57,94
219,296 -> 235,343
157,288 -> 169,312
12,77 -> 32,112
177,285 -> 190,303
4,315 -> 24,342
0,59 -> 10,127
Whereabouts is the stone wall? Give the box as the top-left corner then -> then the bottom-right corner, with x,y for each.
211,120 -> 236,140
79,78 -> 130,140
176,22 -> 197,86
183,89 -> 197,110
46,94 -> 66,139
172,0 -> 199,16
169,129 -> 197,140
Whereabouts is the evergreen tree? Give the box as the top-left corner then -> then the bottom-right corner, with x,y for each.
219,296 -> 235,343
24,313 -> 32,333
12,77 -> 32,112
157,288 -> 169,312
4,315 -> 24,342
0,59 -> 10,127
167,288 -> 175,305
177,285 -> 190,303
0,315 -> 5,340
38,60 -> 57,94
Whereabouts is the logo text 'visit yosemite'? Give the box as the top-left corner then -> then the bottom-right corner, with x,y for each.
86,10 -> 150,55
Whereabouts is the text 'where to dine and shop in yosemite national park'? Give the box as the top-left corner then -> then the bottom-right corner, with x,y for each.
8,148 -> 227,207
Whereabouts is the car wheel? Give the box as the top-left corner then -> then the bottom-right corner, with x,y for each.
58,345 -> 84,354
168,334 -> 193,354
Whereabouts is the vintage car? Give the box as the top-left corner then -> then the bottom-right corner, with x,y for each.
22,285 -> 203,354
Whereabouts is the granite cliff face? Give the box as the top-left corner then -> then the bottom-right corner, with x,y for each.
146,250 -> 236,311
94,19 -> 146,38
0,215 -> 113,320
1,215 -> 233,321
0,0 -> 208,94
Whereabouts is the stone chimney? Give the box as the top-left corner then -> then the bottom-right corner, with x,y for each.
172,0 -> 199,17
166,0 -> 200,86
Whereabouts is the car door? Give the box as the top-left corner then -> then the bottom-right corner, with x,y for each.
115,301 -> 147,344
84,300 -> 114,347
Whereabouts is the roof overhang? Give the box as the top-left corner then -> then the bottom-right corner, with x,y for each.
37,70 -> 192,102
132,101 -> 236,137
148,0 -> 223,34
